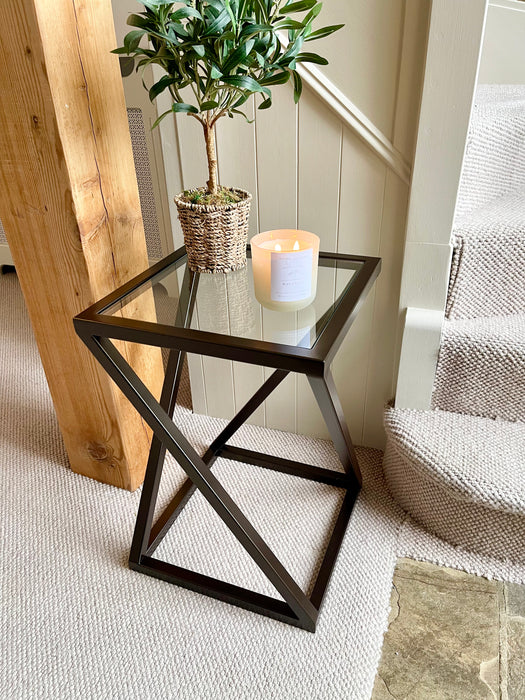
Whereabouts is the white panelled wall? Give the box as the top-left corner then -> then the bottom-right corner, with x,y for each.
112,0 -> 431,449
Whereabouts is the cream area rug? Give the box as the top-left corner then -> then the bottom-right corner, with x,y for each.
1,273 -> 523,700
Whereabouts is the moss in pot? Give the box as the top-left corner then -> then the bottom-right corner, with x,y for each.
114,0 -> 343,273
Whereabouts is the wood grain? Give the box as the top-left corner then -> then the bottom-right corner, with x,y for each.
0,0 -> 163,490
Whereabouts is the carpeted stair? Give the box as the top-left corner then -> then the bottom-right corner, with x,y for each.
432,314 -> 525,422
447,192 -> 525,319
383,85 -> 525,561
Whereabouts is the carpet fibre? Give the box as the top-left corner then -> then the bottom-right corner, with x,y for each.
1,273 -> 524,700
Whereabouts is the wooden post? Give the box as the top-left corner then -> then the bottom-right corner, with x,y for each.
0,0 -> 164,490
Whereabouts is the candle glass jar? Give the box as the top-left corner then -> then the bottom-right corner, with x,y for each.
251,230 -> 320,312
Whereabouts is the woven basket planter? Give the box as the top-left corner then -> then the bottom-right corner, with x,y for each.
174,188 -> 252,273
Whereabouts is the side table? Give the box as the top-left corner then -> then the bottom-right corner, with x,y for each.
74,246 -> 380,632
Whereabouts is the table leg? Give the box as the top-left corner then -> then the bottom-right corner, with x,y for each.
307,369 -> 362,485
130,267 -> 198,562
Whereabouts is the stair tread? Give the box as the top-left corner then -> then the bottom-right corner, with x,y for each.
454,191 -> 525,240
443,312 -> 525,339
385,407 -> 525,516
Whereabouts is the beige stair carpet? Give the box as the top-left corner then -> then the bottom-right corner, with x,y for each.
447,192 -> 525,319
432,313 -> 525,422
454,84 -> 525,221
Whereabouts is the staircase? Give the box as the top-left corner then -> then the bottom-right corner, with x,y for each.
383,85 -> 525,562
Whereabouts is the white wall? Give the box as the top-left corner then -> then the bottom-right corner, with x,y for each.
479,0 -> 525,83
112,0 -> 431,449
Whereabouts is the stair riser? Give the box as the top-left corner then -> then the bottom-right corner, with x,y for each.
447,235 -> 525,320
383,442 -> 525,563
432,326 -> 525,422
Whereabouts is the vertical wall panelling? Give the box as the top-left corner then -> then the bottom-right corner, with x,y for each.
112,0 -> 175,258
256,86 -> 299,432
296,90 -> 342,438
215,98 -> 265,424
332,129 -> 387,443
358,0 -> 429,445
153,65 -> 185,251
318,0 -> 406,138
215,97 -> 259,236
256,87 -> 298,232
362,171 -> 409,446
175,112 -> 210,189
194,274 -> 237,420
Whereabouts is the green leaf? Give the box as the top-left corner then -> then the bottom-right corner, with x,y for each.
222,74 -> 270,96
171,102 -> 199,113
292,71 -> 303,103
148,75 -> 174,101
296,51 -> 328,65
126,14 -> 150,29
305,24 -> 344,41
304,3 -> 323,25
280,36 -> 304,63
274,19 -> 304,30
260,71 -> 290,86
210,64 -> 223,79
192,45 -> 206,57
253,0 -> 270,20
123,29 -> 145,54
171,6 -> 203,21
224,0 -> 237,32
281,0 -> 317,13
239,23 -> 273,40
228,108 -> 254,123
151,108 -> 173,129
258,97 -> 272,110
204,8 -> 231,36
222,39 -> 255,74
199,100 -> 219,111
139,0 -> 174,6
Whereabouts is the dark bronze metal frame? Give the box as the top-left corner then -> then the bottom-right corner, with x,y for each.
74,247 -> 380,632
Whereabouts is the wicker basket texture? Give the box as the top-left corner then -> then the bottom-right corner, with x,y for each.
174,188 -> 252,273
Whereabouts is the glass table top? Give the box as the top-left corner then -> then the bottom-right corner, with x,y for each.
103,253 -> 364,351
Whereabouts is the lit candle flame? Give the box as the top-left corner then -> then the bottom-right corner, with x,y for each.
293,240 -> 300,251
274,243 -> 282,252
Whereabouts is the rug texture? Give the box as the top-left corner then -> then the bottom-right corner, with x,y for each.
2,273 -> 524,700
0,273 -> 401,700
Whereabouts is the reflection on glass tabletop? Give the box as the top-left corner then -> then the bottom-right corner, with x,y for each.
103,251 -> 369,351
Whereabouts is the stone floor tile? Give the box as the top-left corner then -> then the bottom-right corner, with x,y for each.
504,583 -> 525,700
371,558 -> 501,700
505,582 -> 525,617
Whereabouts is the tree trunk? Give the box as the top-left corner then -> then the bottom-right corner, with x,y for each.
203,121 -> 218,195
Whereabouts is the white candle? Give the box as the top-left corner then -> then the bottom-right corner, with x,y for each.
251,230 -> 320,311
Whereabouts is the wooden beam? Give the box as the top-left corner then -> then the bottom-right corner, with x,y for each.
0,0 -> 164,490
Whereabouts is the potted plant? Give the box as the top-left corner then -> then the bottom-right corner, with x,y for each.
114,0 -> 342,273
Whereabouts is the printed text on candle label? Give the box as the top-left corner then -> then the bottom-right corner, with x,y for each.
271,249 -> 312,302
